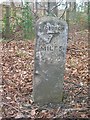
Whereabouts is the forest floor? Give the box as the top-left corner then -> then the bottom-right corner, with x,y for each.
0,25 -> 89,119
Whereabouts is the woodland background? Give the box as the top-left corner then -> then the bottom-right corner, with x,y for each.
0,0 -> 90,119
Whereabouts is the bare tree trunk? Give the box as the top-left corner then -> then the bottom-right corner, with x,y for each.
70,2 -> 76,12
41,0 -> 48,15
66,2 -> 70,30
71,2 -> 76,22
35,0 -> 38,14
73,2 -> 76,12
21,0 -> 24,7
48,0 -> 58,16
9,0 -> 16,16
5,5 -> 10,39
47,1 -> 50,15
66,2 -> 69,22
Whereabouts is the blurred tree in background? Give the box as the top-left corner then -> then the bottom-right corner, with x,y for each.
1,1 -> 89,40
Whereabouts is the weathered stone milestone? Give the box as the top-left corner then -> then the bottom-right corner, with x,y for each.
33,16 -> 68,105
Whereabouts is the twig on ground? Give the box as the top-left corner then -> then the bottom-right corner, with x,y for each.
2,102 -> 20,113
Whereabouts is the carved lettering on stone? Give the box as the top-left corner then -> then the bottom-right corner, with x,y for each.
33,17 -> 68,105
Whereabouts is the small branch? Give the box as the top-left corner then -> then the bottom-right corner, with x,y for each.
56,108 -> 89,118
59,6 -> 67,19
64,108 -> 89,112
64,80 -> 88,97
74,89 -> 84,97
2,102 -> 20,112
51,0 -> 63,12
37,2 -> 56,17
64,80 -> 82,88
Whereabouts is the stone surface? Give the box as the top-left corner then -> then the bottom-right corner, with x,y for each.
33,16 -> 68,105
